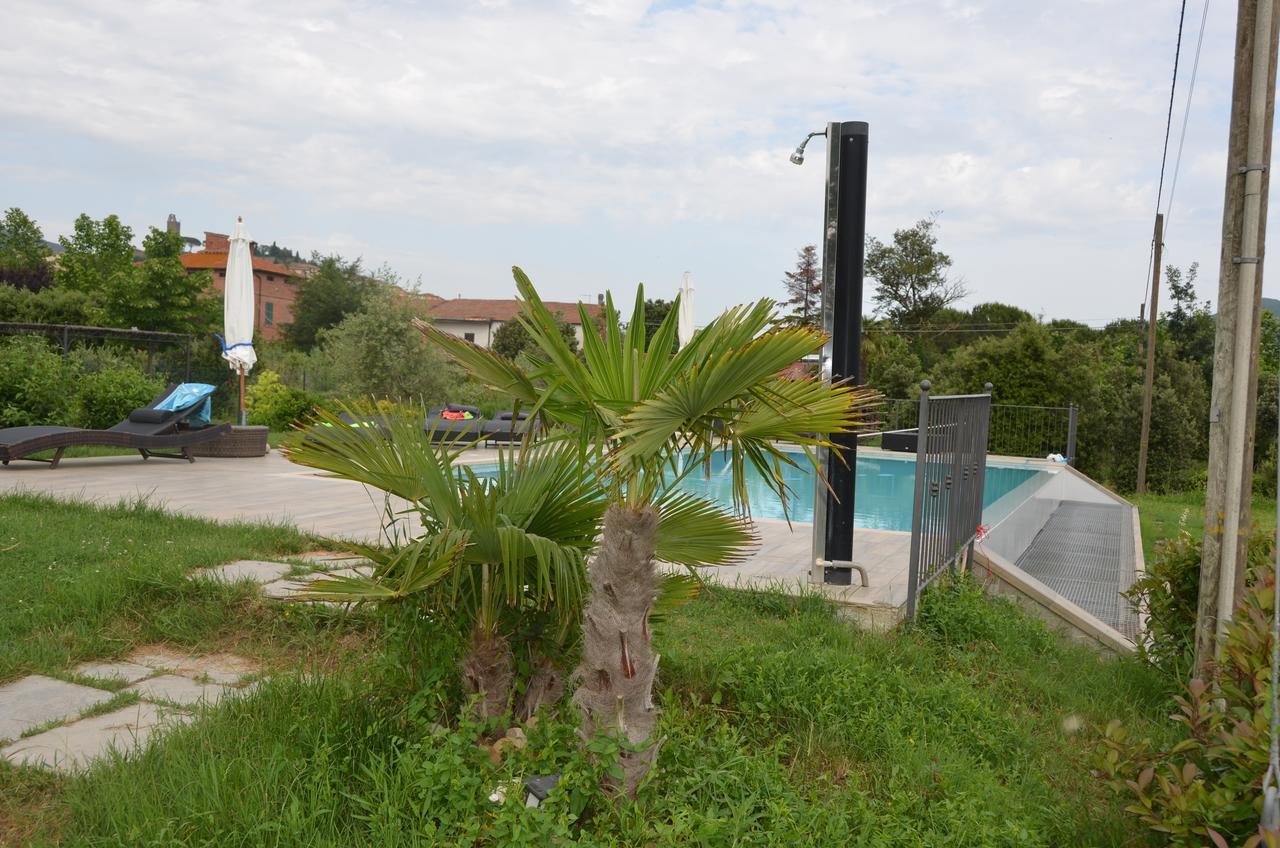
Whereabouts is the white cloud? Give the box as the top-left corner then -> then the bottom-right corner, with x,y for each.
0,0 -> 1256,317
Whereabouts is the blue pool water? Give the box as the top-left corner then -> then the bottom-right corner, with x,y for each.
470,453 -> 1039,531
669,453 -> 1038,529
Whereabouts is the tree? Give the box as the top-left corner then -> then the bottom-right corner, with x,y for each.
0,208 -> 51,290
420,269 -> 876,795
782,244 -> 822,328
491,312 -> 579,360
284,256 -> 373,350
1163,262 -> 1215,382
57,214 -> 136,294
318,287 -> 456,403
99,227 -> 218,335
862,331 -> 921,398
866,215 -> 967,326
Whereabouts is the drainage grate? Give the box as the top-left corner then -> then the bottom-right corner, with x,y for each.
1015,501 -> 1138,638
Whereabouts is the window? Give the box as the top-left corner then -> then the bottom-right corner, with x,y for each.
463,332 -> 475,342
264,302 -> 275,326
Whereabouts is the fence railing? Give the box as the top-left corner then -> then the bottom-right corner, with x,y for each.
904,383 -> 992,619
868,393 -> 1076,464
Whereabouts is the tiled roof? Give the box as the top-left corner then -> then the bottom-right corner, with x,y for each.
430,298 -> 601,324
179,253 -> 297,277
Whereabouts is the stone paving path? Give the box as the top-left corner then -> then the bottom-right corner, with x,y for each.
1,553 -> 368,774
0,649 -> 260,772
191,553 -> 373,601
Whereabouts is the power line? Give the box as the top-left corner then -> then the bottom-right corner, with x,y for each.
1163,0 -> 1212,244
1140,0 -> 1191,306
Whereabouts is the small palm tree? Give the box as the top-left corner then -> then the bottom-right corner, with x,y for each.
418,268 -> 878,793
282,407 -> 607,721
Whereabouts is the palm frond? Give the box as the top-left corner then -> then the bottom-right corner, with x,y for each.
281,402 -> 463,514
650,571 -> 704,625
654,490 -> 756,567
290,533 -> 466,602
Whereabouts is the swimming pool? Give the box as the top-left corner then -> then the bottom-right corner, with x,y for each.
667,452 -> 1039,529
466,451 -> 1041,531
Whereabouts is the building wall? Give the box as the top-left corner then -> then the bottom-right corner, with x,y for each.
433,318 -> 588,349
434,319 -> 498,348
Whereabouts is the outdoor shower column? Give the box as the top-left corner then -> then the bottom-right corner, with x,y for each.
814,120 -> 869,583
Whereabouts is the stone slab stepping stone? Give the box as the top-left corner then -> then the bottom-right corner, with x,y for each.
192,560 -> 292,585
0,675 -> 114,742
300,552 -> 370,566
73,660 -> 157,684
125,650 -> 259,685
260,578 -> 311,600
125,674 -> 228,707
1,702 -> 189,772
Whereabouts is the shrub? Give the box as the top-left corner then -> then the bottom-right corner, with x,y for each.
1126,525 -> 1273,678
0,335 -> 74,426
1097,569 -> 1280,847
74,368 -> 163,430
0,284 -> 104,325
317,289 -> 457,404
245,370 -> 317,431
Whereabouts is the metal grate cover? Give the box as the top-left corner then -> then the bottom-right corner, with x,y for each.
1015,501 -> 1138,638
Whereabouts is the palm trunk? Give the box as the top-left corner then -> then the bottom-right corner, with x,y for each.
461,627 -> 514,722
572,503 -> 661,796
516,653 -> 566,723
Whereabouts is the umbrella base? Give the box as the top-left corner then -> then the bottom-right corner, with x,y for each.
186,425 -> 269,458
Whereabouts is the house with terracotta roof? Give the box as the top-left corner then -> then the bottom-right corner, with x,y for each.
430,297 -> 602,349
178,230 -> 300,342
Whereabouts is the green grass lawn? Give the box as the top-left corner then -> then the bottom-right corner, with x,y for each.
1131,489 -> 1277,561
0,492 -> 1178,846
0,492 -> 322,682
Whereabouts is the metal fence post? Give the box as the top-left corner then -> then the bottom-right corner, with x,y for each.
1067,404 -> 1078,466
905,380 -> 931,619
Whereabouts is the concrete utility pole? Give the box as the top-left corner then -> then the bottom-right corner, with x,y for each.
1194,0 -> 1280,671
1136,213 -> 1165,495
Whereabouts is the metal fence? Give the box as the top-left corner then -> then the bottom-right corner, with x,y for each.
904,383 -> 992,619
870,394 -> 1076,464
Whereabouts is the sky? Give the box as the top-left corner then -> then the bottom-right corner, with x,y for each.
0,0 -> 1270,324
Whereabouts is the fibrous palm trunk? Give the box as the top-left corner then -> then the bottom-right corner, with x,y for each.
572,504 -> 661,796
516,654 -> 566,723
461,628 -> 514,722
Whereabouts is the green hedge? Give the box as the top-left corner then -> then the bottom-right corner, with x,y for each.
0,336 -> 163,429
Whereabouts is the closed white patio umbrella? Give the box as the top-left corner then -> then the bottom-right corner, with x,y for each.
221,217 -> 257,425
677,271 -> 695,349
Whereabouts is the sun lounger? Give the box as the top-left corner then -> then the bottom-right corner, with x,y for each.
0,383 -> 230,469
482,410 -> 537,447
424,404 -> 486,444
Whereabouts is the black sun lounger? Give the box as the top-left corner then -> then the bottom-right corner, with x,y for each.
424,404 -> 487,444
0,385 -> 231,469
482,410 -> 538,447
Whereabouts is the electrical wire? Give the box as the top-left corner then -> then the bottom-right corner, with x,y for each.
1162,0 -> 1211,245
1139,0 -> 1191,308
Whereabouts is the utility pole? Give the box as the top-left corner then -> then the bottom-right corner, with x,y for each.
1136,213 -> 1164,495
1194,0 -> 1279,671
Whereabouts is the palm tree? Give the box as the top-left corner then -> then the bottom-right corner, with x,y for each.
418,268 -> 878,794
282,407 -> 608,722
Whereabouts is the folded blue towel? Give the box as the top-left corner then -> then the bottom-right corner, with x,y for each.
155,383 -> 217,426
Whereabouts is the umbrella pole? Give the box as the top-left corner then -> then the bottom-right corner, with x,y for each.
238,367 -> 246,427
